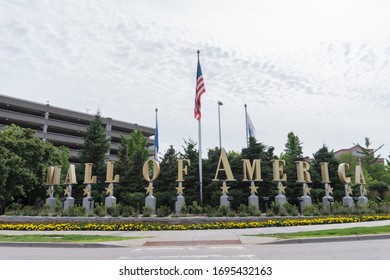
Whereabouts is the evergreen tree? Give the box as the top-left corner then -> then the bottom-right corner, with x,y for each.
241,137 -> 276,203
202,147 -> 221,206
282,132 -> 304,198
179,139 -> 199,204
154,145 -> 179,207
241,137 -> 266,160
311,145 -> 341,201
116,130 -> 149,195
78,113 -> 110,181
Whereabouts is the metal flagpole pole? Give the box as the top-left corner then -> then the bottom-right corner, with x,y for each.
154,108 -> 158,161
218,101 -> 223,149
198,119 -> 203,205
197,50 -> 204,205
245,104 -> 249,148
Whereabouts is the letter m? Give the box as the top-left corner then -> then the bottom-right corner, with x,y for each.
46,166 -> 61,185
242,159 -> 262,181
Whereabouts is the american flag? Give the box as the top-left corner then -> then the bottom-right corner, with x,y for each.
194,57 -> 206,121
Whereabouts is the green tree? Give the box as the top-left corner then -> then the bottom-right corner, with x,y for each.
202,147 -> 220,206
154,145 -> 179,208
355,137 -> 384,167
55,146 -> 71,182
179,139 -> 199,204
0,125 -> 60,213
282,132 -> 304,198
338,153 -> 358,178
78,113 -> 110,181
311,145 -> 341,201
241,137 -> 266,161
115,130 -> 149,199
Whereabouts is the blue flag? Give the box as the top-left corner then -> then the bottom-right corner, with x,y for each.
246,111 -> 256,138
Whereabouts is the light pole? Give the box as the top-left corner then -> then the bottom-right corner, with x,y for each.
218,100 -> 223,149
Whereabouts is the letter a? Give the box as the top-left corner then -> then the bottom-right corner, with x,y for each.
213,148 -> 236,181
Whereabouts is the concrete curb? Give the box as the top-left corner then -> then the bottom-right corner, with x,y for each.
263,234 -> 390,245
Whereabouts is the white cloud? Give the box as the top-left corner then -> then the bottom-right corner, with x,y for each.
1,0 -> 390,160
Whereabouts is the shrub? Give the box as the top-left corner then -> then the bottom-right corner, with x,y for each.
237,204 -> 248,216
4,203 -> 23,215
142,206 -> 153,217
302,205 -> 320,216
188,201 -> 203,215
38,205 -> 51,216
63,206 -> 86,217
270,202 -> 281,215
156,205 -> 171,217
265,210 -> 275,216
21,206 -> 39,216
204,205 -> 215,217
284,203 -> 299,216
218,205 -> 230,216
93,203 -> 107,217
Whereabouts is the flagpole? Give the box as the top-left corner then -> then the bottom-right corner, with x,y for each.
198,119 -> 203,205
244,104 -> 249,148
154,108 -> 158,161
197,50 -> 204,205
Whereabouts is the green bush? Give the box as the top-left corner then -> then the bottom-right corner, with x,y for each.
93,203 -> 107,217
284,203 -> 299,216
4,203 -> 23,215
218,205 -> 230,216
270,202 -> 281,215
204,205 -> 215,217
21,206 -> 39,216
156,205 -> 171,217
38,205 -> 51,216
142,206 -> 153,217
302,205 -> 320,216
188,201 -> 203,215
237,204 -> 248,216
248,204 -> 260,216
63,206 -> 86,217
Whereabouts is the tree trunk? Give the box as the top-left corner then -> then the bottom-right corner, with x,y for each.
0,200 -> 6,215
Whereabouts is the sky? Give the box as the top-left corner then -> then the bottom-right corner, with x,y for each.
1,0 -> 390,160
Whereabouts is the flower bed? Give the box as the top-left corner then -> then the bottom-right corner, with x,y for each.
1,214 -> 389,231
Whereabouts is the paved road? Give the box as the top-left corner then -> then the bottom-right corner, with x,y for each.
1,239 -> 389,260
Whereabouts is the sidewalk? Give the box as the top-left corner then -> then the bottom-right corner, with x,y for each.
1,220 -> 390,248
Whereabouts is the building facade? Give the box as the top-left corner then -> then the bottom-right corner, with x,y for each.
0,94 -> 155,162
334,145 -> 385,164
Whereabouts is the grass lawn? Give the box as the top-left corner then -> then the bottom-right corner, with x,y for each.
250,225 -> 390,239
0,234 -> 146,243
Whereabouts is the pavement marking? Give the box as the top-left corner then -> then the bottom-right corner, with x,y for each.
143,240 -> 242,247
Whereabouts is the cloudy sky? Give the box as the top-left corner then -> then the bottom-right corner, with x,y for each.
1,0 -> 390,160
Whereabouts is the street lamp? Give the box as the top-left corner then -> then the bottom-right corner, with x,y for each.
217,100 -> 223,149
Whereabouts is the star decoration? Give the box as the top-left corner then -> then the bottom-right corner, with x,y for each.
325,184 -> 334,194
303,184 -> 311,196
220,182 -> 230,194
105,184 -> 114,196
46,187 -> 52,197
145,183 -> 154,195
83,186 -> 91,196
277,184 -> 287,195
64,186 -> 71,196
346,185 -> 353,195
175,185 -> 185,195
362,186 -> 368,196
249,183 -> 259,194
